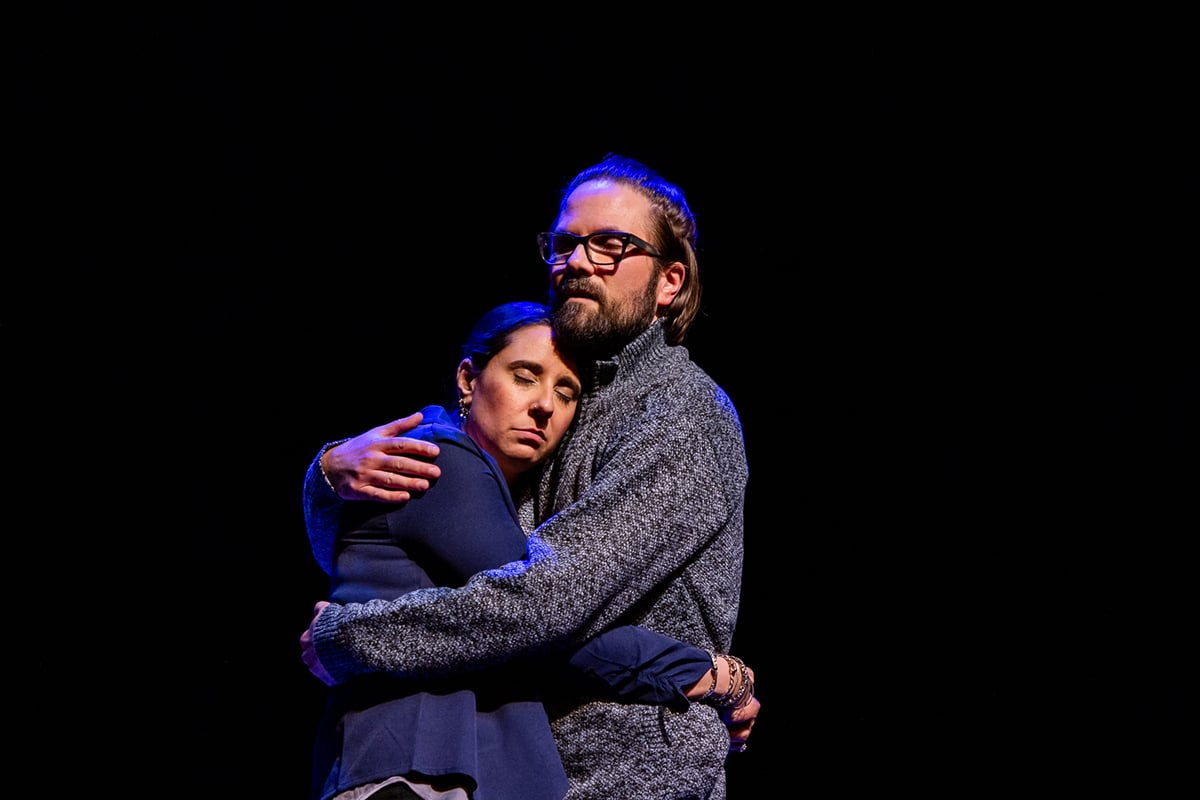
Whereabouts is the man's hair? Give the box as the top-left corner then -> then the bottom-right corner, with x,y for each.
560,154 -> 702,345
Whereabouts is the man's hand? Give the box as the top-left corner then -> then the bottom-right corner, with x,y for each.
300,601 -> 336,686
323,412 -> 442,502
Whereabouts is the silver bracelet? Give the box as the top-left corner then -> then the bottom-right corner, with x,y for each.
318,438 -> 350,494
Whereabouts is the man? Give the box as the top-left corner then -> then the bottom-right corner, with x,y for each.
302,154 -> 752,799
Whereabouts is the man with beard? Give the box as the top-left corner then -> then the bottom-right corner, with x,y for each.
301,154 -> 753,800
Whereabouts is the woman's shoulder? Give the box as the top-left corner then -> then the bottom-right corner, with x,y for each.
413,404 -> 468,443
413,404 -> 492,464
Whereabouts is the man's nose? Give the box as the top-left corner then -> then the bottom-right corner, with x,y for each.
564,244 -> 596,274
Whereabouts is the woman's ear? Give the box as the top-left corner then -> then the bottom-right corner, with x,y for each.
456,358 -> 475,404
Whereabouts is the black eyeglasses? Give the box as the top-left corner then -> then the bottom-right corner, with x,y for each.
537,230 -> 663,267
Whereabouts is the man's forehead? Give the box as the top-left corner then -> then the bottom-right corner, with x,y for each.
559,182 -> 649,225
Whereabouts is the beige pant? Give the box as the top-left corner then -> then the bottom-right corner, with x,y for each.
333,775 -> 471,800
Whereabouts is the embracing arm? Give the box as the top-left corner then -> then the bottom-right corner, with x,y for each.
301,607 -> 762,749
568,625 -> 758,719
541,623 -> 761,751
303,411 -> 442,575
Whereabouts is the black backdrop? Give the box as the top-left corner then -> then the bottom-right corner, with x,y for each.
18,8 -> 1194,797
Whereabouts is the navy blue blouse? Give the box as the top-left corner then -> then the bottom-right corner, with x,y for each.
312,406 -> 711,800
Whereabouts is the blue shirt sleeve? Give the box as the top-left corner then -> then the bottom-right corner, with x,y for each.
566,625 -> 713,711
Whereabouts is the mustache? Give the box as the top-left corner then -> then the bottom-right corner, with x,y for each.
557,277 -> 602,300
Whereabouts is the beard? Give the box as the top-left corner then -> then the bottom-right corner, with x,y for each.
552,273 -> 659,361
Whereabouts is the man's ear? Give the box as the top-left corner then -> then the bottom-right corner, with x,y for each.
657,261 -> 685,308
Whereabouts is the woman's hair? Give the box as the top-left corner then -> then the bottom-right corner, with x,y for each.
460,300 -> 554,374
560,153 -> 702,345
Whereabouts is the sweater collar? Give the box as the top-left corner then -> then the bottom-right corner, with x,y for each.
586,319 -> 669,392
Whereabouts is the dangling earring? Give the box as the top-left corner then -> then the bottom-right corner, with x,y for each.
458,397 -> 470,421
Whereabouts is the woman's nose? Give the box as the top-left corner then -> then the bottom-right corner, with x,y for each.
531,394 -> 555,417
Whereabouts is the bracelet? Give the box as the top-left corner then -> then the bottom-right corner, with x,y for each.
733,658 -> 755,709
738,670 -> 756,708
712,654 -> 740,708
317,438 -> 350,494
709,654 -> 755,709
726,655 -> 752,708
701,652 -> 719,701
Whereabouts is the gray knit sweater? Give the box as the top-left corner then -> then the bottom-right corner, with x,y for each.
305,321 -> 749,799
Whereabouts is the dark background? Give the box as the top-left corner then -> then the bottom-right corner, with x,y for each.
18,7 -> 1193,797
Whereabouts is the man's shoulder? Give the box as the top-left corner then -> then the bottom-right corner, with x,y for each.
608,369 -> 744,452
655,359 -> 738,412
605,336 -> 742,428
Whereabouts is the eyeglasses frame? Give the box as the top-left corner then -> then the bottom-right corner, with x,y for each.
537,230 -> 664,267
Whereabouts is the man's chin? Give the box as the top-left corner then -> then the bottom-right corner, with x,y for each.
554,299 -> 607,345
558,297 -> 599,322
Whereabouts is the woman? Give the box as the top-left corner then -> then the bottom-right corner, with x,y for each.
307,301 -> 755,800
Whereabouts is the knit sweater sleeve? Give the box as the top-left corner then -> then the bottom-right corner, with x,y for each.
312,375 -> 747,684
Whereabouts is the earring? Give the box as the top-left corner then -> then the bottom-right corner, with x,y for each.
458,398 -> 470,421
